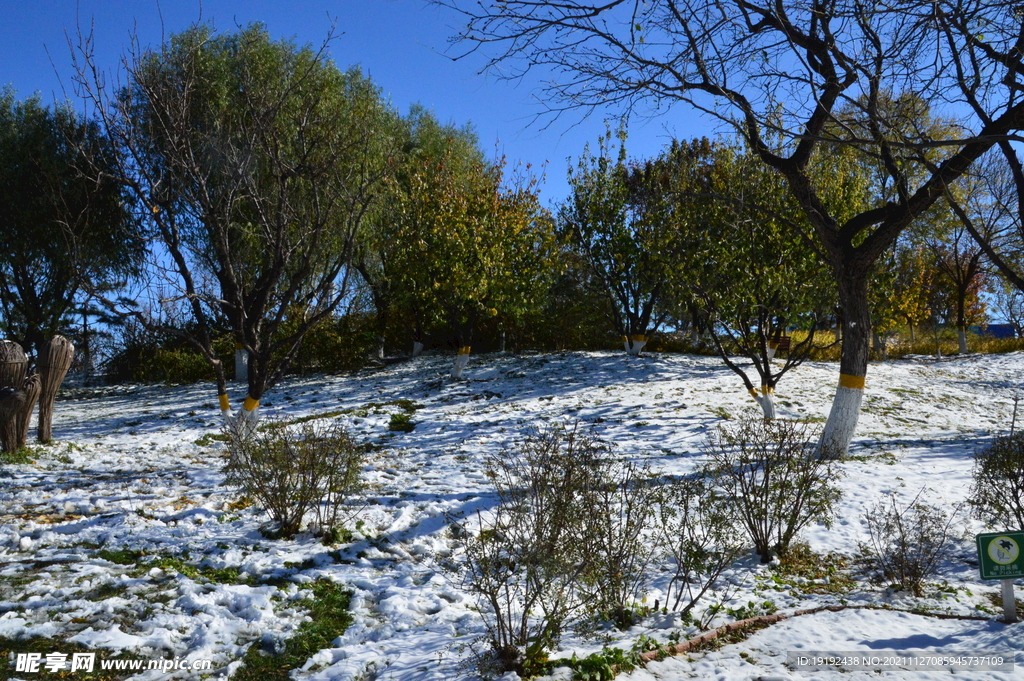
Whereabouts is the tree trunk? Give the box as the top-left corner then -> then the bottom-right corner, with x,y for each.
82,311 -> 92,387
624,334 -> 647,356
754,388 -> 776,419
220,350 -> 261,433
819,273 -> 870,458
873,332 -> 888,361
451,317 -> 476,378
909,324 -> 916,343
234,343 -> 248,383
237,395 -> 260,433
412,341 -> 424,357
452,346 -> 471,378
957,326 -> 968,355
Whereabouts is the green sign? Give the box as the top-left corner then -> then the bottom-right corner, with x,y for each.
976,532 -> 1024,580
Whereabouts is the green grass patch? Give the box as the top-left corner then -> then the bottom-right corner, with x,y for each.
85,581 -> 132,601
708,406 -> 733,420
387,399 -> 420,414
0,445 -> 40,465
769,542 -> 855,594
264,409 -> 349,429
232,580 -> 353,681
844,450 -> 898,465
193,432 -> 230,447
94,549 -> 146,565
94,548 -> 249,585
388,413 -> 415,432
141,556 -> 248,584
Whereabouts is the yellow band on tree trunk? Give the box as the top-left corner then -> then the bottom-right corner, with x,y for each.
631,335 -> 646,342
839,373 -> 866,390
761,385 -> 774,395
748,388 -> 759,399
621,336 -> 629,343
243,396 -> 259,411
458,346 -> 471,355
218,393 -> 230,411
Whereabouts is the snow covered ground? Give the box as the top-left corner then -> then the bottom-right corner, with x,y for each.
2,350 -> 1023,680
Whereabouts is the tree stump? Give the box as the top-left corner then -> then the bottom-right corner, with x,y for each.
15,375 -> 40,449
0,388 -> 26,454
38,336 -> 74,443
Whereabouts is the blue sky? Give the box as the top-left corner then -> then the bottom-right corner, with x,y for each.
0,0 -> 715,205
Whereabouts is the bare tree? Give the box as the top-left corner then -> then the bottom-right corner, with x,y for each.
435,0 -> 1024,454
70,23 -> 394,426
926,212 -> 987,354
990,275 -> 1024,338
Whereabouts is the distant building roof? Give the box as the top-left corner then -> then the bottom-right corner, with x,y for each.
971,323 -> 1016,339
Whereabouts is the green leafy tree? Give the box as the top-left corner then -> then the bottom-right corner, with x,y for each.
406,161 -> 552,375
375,109 -> 554,376
73,24 -> 394,424
673,141 -> 838,418
559,128 -> 684,356
0,90 -> 138,358
883,244 -> 933,343
354,106 -> 482,358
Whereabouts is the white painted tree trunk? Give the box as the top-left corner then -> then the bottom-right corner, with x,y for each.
235,396 -> 260,437
958,327 -> 968,354
452,347 -> 470,378
819,381 -> 863,458
766,344 -> 777,362
624,335 -> 647,356
234,345 -> 248,383
412,341 -> 424,357
219,393 -> 232,425
221,394 -> 260,436
748,388 -> 776,419
375,335 -> 385,360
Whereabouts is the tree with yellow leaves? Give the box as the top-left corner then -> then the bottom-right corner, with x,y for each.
380,109 -> 555,377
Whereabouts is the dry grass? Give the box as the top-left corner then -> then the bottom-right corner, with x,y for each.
790,328 -> 1024,362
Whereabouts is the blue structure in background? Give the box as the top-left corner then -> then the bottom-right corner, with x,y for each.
971,323 -> 1017,339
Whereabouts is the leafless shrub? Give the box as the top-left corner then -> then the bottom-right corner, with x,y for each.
655,473 -> 744,618
224,420 -> 363,539
459,425 -> 604,677
700,419 -> 843,563
584,458 -> 661,629
861,490 -> 961,597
